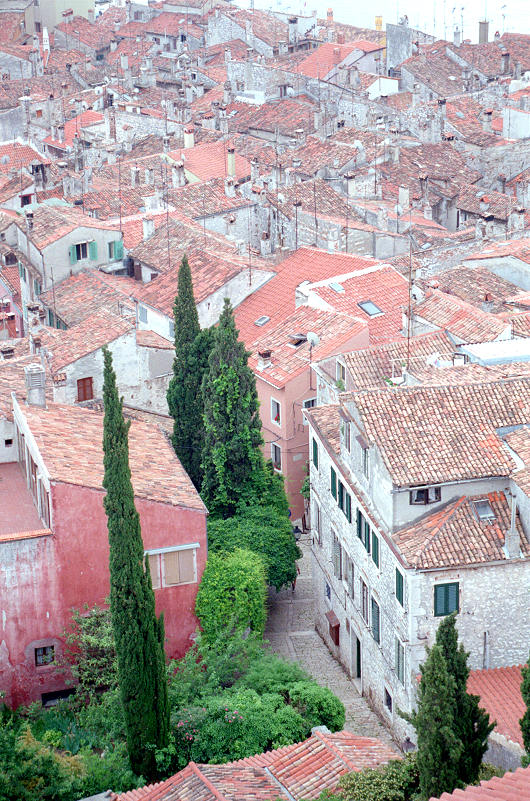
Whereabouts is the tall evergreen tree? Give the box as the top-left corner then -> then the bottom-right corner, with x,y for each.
410,644 -> 463,799
520,653 -> 530,762
201,298 -> 266,518
102,347 -> 169,779
167,254 -> 213,490
436,613 -> 494,784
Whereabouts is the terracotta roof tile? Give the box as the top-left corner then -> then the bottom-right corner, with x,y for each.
39,271 -> 136,328
21,402 -> 205,511
467,665 -> 525,748
167,140 -> 251,182
393,491 -> 529,569
0,141 -> 47,174
434,765 -> 530,801
427,265 -> 521,314
411,290 -> 510,343
136,329 -> 173,349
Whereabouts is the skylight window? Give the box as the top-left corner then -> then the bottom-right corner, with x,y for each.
474,499 -> 495,521
358,300 -> 383,317
329,281 -> 345,293
254,315 -> 270,326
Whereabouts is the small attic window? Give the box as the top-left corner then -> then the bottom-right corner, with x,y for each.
474,499 -> 495,521
358,300 -> 383,317
289,332 -> 307,346
254,315 -> 270,326
329,281 -> 345,293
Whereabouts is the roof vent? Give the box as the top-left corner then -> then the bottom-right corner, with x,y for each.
254,315 -> 270,327
24,363 -> 46,408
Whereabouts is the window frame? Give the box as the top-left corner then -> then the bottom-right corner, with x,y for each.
75,241 -> 88,261
410,486 -> 441,505
271,442 -> 282,472
77,376 -> 94,403
361,579 -> 369,623
303,397 -> 316,424
271,397 -> 281,426
362,446 -> 369,478
395,637 -> 405,684
371,597 -> 380,644
344,420 -> 351,452
332,530 -> 342,580
434,582 -> 459,617
138,304 -> 147,323
371,531 -> 379,568
145,543 -> 198,589
35,645 -> 55,667
312,437 -> 318,469
395,569 -> 404,607
336,360 -> 346,384
330,466 -> 337,500
313,500 -> 321,545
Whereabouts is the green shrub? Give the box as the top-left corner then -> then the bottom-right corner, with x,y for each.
207,506 -> 300,591
336,754 -> 419,801
195,549 -> 267,640
237,652 -> 310,696
288,682 -> 345,732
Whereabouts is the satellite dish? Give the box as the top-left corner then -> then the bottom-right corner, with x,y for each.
307,331 -> 320,348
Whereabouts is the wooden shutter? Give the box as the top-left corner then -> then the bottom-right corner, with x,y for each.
395,638 -> 404,684
179,548 -> 195,583
330,467 -> 337,499
114,239 -> 124,260
89,240 -> 98,260
312,438 -> 318,467
148,554 -> 161,589
164,550 -> 181,585
332,534 -> 341,578
372,532 -> 379,567
338,481 -> 344,511
396,569 -> 404,606
364,520 -> 371,553
345,493 -> 352,523
357,509 -> 363,539
371,598 -> 380,643
434,584 -> 445,616
447,582 -> 459,613
69,244 -> 77,265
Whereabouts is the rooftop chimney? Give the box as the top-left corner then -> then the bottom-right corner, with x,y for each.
24,363 -> 46,408
25,210 -> 34,232
183,127 -> 195,148
142,218 -> 155,240
227,147 -> 236,178
453,26 -> 461,47
257,349 -> 272,370
504,493 -> 522,559
478,19 -> 489,43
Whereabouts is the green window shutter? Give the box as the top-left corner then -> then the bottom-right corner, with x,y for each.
371,598 -> 380,643
396,569 -> 404,606
312,438 -> 318,468
372,532 -> 379,567
69,244 -> 77,265
447,582 -> 459,614
89,240 -> 98,261
364,520 -> 371,553
395,638 -> 404,684
434,582 -> 459,616
356,509 -> 363,539
330,467 -> 337,500
338,481 -> 344,511
345,493 -> 352,523
114,239 -> 124,260
332,535 -> 341,579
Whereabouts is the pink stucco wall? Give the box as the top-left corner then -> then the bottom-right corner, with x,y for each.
1,482 -> 207,708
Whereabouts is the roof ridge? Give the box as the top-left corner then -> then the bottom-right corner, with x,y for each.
312,730 -> 361,772
189,761 -> 228,801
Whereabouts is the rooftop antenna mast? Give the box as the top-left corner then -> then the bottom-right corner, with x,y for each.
406,207 -> 413,373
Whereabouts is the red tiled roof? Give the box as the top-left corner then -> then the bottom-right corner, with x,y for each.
39,271 -> 136,328
467,665 -> 525,748
433,765 -> 530,801
21,402 -> 205,511
234,248 -> 378,346
114,730 -> 397,800
411,290 -> 510,343
0,141 -> 47,174
136,329 -> 173,349
393,491 -> 529,569
43,110 -> 103,150
56,15 -> 114,49
168,140 -> 251,182
295,42 -> 362,79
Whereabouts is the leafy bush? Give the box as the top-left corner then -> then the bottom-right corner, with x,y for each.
288,682 -> 345,732
195,548 -> 267,640
61,602 -> 117,704
207,508 -> 300,591
335,755 -> 419,801
237,652 -> 310,696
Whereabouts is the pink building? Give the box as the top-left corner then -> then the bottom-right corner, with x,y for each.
0,385 -> 207,708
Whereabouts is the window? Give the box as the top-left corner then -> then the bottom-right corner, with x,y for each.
473,499 -> 495,521
344,421 -> 351,452
362,446 -> 369,478
384,688 -> 393,713
77,377 -> 93,402
345,492 -> 352,523
361,579 -> 369,623
344,554 -> 354,598
108,240 -> 124,261
21,193 -> 32,207
169,320 -> 175,339
371,597 -> 380,643
336,360 -> 346,384
36,108 -> 43,118
271,398 -> 281,425
75,242 -> 88,260
371,531 -> 379,567
33,278 -> 42,297
338,480 -> 345,512
138,305 -> 147,323
358,300 -> 383,317
396,569 -> 404,606
434,582 -> 459,617
35,645 -> 54,666
47,309 -> 55,327
18,262 -> 26,282
147,546 -> 197,589
312,437 -> 318,469
395,638 -> 405,684
330,467 -> 337,500
410,487 -> 441,505
332,531 -> 342,580
4,438 -> 13,447
271,443 -> 282,471
363,520 -> 371,554
303,397 -> 316,423
313,500 -> 321,545
357,508 -> 364,540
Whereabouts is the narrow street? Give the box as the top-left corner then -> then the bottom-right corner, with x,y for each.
265,535 -> 398,751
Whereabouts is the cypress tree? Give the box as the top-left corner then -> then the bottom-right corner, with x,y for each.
201,298 -> 266,518
436,613 -> 494,784
520,653 -> 530,762
410,644 -> 463,799
167,254 -> 213,490
102,347 -> 169,779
